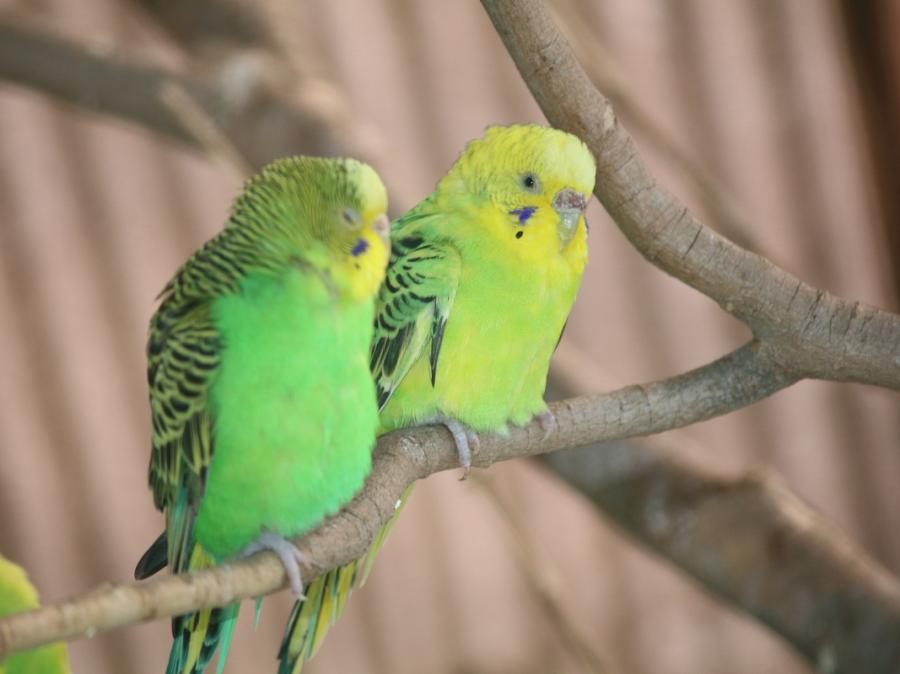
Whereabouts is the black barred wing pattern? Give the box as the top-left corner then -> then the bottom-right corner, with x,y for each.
370,229 -> 460,410
146,230 -> 249,571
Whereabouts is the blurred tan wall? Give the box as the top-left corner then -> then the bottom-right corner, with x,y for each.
0,1 -> 898,673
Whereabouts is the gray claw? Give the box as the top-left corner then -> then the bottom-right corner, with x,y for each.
240,531 -> 308,599
439,417 -> 479,480
537,410 -> 557,439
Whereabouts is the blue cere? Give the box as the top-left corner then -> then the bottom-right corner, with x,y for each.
351,238 -> 370,257
509,206 -> 536,225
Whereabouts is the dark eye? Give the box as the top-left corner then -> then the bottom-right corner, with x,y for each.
341,207 -> 361,229
521,173 -> 539,192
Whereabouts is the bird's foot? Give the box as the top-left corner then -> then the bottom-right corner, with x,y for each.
537,410 -> 557,440
437,417 -> 480,480
239,531 -> 308,599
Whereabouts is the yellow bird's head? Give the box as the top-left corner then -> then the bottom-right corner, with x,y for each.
230,156 -> 390,302
440,124 -> 596,257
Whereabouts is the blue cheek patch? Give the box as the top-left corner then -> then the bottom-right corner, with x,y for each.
351,238 -> 369,257
510,206 -> 537,225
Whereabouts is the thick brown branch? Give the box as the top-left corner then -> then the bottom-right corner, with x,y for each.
481,0 -> 900,390
0,343 -> 795,656
1,5 -> 897,672
548,346 -> 900,674
542,444 -> 900,674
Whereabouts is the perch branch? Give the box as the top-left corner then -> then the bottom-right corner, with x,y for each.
0,342 -> 798,656
0,4 -> 898,674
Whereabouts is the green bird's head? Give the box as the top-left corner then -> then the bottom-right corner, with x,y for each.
439,124 -> 596,258
229,156 -> 390,301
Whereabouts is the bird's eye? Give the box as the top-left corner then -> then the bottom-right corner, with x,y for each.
521,173 -> 540,192
341,207 -> 361,230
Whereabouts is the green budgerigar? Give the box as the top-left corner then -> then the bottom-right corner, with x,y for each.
0,555 -> 71,674
278,124 -> 596,672
134,156 -> 390,674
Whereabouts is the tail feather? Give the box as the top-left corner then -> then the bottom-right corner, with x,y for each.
359,483 -> 414,584
166,545 -> 240,674
276,484 -> 415,674
135,531 -> 169,580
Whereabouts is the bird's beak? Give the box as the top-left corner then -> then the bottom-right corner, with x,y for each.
372,213 -> 391,245
552,188 -> 588,248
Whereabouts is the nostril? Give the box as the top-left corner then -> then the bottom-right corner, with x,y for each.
553,189 -> 587,212
373,214 -> 390,238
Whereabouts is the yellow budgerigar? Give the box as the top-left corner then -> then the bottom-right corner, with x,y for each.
279,124 -> 596,672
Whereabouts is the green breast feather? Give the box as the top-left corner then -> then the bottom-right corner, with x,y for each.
195,268 -> 378,558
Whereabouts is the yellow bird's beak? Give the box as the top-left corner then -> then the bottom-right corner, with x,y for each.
552,188 -> 588,248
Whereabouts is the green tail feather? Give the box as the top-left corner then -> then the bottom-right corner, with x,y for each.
166,546 -> 240,674
167,604 -> 239,674
276,484 -> 415,673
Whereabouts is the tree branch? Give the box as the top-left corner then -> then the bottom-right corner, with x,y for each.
0,14 -> 357,169
542,444 -> 900,674
481,0 -> 900,390
128,0 -> 275,53
129,0 -> 392,191
1,3 -> 898,672
543,357 -> 900,674
0,15 -> 214,148
547,0 -> 766,257
0,343 -> 796,657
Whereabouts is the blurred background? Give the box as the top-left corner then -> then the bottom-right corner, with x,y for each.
1,0 -> 899,672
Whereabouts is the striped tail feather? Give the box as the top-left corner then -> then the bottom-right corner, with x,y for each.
277,485 -> 414,673
276,561 -> 359,674
167,546 -> 240,674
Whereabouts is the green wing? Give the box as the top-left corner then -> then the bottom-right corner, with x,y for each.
370,220 -> 461,410
147,231 -> 247,573
145,233 -> 252,674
